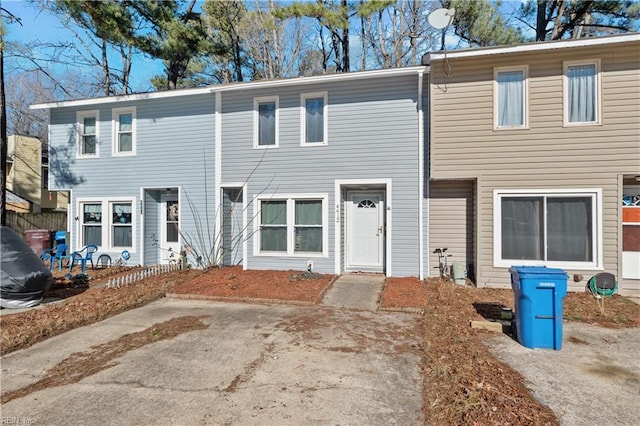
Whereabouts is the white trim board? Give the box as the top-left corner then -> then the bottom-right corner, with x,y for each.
426,33 -> 640,62
31,67 -> 426,110
334,179 -> 393,276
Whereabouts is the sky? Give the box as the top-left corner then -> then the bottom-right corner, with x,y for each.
3,0 -> 165,92
2,0 -> 535,97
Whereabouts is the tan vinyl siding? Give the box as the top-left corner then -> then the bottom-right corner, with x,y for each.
430,40 -> 640,294
428,180 -> 475,279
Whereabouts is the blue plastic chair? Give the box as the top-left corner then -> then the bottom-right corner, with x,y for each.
70,245 -> 99,273
42,243 -> 70,271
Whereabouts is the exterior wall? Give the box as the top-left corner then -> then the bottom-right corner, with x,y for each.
48,94 -> 216,263
428,180 -> 475,279
7,135 -> 43,212
220,72 -> 424,276
429,40 -> 640,294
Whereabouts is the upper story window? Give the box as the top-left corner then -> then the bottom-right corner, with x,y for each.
254,96 -> 278,148
494,67 -> 527,129
112,106 -> 136,156
76,110 -> 99,158
301,92 -> 328,146
564,60 -> 600,125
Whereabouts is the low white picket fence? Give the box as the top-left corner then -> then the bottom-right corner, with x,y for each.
106,263 -> 181,288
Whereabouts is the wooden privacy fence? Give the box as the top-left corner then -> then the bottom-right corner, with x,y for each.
6,211 -> 67,235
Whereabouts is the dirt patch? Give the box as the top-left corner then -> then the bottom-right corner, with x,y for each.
1,315 -> 208,404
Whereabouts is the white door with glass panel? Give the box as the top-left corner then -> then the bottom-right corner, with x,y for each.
346,191 -> 385,271
160,195 -> 180,263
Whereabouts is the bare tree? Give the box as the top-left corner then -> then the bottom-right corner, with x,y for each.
241,0 -> 311,80
362,0 -> 439,69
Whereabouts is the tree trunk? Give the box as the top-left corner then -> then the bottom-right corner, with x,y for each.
341,0 -> 349,72
536,0 -> 548,41
101,40 -> 111,95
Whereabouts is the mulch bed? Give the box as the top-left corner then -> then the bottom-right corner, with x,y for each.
169,266 -> 335,303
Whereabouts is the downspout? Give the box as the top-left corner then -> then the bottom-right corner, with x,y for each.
214,91 -> 222,266
418,68 -> 425,280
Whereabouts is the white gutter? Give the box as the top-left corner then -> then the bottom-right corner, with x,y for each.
31,66 -> 426,110
417,69 -> 425,281
427,33 -> 640,62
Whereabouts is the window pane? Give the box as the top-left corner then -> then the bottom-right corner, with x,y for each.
166,223 -> 179,243
295,227 -> 322,252
547,197 -> 592,262
83,117 -> 96,135
261,201 -> 286,225
258,102 -> 276,146
119,133 -> 132,152
113,203 -> 132,224
568,64 -> 596,122
83,135 -> 96,154
305,97 -> 324,142
83,204 -> 102,223
83,226 -> 102,246
119,113 -> 132,131
295,200 -> 322,225
501,197 -> 544,260
113,226 -> 132,247
497,70 -> 524,127
261,227 -> 287,251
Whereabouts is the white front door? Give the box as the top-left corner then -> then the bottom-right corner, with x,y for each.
160,195 -> 180,263
346,191 -> 385,271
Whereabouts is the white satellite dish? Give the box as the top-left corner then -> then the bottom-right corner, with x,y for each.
428,7 -> 455,29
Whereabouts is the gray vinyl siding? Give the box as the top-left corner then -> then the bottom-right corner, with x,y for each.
221,188 -> 244,266
220,73 -> 423,276
143,190 -> 161,265
48,94 -> 216,264
429,40 -> 640,294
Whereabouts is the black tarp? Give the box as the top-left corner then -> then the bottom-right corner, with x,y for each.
1,226 -> 53,308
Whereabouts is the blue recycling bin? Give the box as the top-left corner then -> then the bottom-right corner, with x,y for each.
509,266 -> 568,350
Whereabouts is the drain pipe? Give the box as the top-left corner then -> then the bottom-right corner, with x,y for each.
418,68 -> 425,281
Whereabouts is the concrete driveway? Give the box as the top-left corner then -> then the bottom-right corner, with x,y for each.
488,322 -> 640,426
1,298 -> 424,425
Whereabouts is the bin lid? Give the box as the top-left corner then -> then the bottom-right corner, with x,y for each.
509,266 -> 568,278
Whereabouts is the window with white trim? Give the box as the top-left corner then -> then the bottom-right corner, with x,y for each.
78,198 -> 136,250
254,96 -> 278,148
494,189 -> 601,268
494,67 -> 527,129
564,60 -> 600,125
257,195 -> 327,256
77,110 -> 99,157
81,203 -> 102,246
301,92 -> 328,145
111,202 -> 133,247
112,107 -> 136,155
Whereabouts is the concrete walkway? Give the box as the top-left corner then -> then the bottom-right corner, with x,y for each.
321,274 -> 385,311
